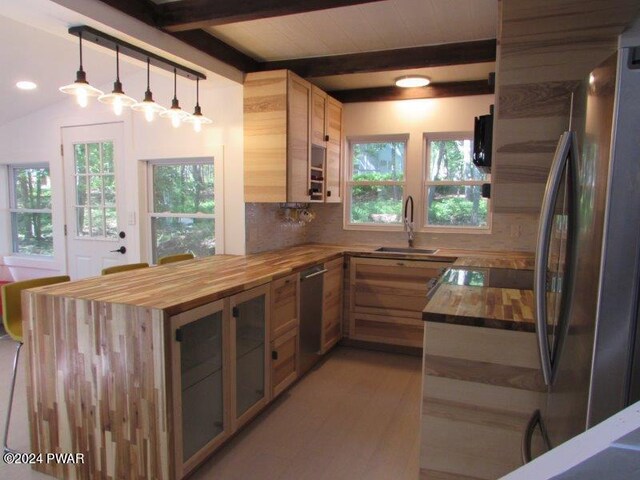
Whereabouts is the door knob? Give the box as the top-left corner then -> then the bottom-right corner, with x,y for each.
110,246 -> 126,254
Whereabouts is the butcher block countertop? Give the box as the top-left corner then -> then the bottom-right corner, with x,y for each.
423,258 -> 536,332
29,243 -> 534,316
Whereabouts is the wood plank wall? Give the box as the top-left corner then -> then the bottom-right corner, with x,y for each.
24,292 -> 172,480
491,0 -> 640,246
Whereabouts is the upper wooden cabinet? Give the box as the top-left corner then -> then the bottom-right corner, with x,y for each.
244,70 -> 343,203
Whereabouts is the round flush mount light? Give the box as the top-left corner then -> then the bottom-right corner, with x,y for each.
395,75 -> 431,88
16,81 -> 37,90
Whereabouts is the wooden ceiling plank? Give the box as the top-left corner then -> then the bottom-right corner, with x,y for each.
329,80 -> 494,103
262,39 -> 497,77
97,0 -> 159,26
171,30 -> 261,72
159,0 -> 389,32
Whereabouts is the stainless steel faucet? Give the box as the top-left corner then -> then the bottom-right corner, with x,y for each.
404,196 -> 415,248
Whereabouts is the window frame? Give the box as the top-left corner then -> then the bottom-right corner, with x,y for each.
8,163 -> 54,257
343,134 -> 409,231
146,157 -> 222,263
421,132 -> 492,233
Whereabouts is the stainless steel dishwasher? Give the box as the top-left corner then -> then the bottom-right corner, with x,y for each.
299,264 -> 327,374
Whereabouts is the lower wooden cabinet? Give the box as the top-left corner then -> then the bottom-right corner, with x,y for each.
321,257 -> 343,352
271,327 -> 299,397
170,299 -> 231,479
230,284 -> 271,430
348,256 -> 452,347
270,272 -> 300,398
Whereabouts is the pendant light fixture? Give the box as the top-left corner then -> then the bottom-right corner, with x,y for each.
184,78 -> 213,132
131,58 -> 166,122
98,46 -> 136,115
160,68 -> 189,128
59,32 -> 104,107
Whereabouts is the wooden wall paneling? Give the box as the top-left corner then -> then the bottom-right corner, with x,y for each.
24,292 -> 172,480
420,321 -> 545,479
287,71 -> 313,202
325,96 -> 343,203
243,70 -> 288,202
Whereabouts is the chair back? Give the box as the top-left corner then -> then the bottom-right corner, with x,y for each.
1,275 -> 71,343
101,263 -> 149,275
157,253 -> 195,265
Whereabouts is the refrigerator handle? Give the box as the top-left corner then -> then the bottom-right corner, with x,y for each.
534,131 -> 574,386
521,409 -> 550,464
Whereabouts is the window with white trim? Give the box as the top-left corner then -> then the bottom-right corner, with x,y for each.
345,136 -> 407,227
148,160 -> 216,263
423,133 -> 490,229
9,165 -> 53,256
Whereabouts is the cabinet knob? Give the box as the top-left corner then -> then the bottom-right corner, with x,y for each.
324,134 -> 329,142
272,350 -> 278,360
327,190 -> 332,197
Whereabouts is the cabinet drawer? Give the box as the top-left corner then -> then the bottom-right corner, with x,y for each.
351,313 -> 424,348
271,273 -> 298,338
271,328 -> 298,398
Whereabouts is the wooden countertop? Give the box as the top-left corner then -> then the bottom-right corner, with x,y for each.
30,243 -> 534,317
423,257 -> 536,333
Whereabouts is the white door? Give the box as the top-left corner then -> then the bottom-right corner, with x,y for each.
62,123 -> 128,279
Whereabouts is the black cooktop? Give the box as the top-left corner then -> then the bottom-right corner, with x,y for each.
441,267 -> 534,291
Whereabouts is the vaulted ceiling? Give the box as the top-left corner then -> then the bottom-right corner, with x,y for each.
96,0 -> 499,101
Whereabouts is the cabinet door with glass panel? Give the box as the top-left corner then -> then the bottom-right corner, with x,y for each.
170,299 -> 231,479
423,133 -> 491,231
230,285 -> 271,430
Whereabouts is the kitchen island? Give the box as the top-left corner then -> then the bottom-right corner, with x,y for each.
420,259 -> 544,479
22,244 -> 533,479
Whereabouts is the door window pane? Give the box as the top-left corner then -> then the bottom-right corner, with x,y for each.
72,141 -> 117,239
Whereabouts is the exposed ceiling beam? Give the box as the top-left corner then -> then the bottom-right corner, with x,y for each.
328,80 -> 494,103
95,0 -> 159,26
158,0 -> 388,32
171,30 -> 261,73
262,39 -> 497,78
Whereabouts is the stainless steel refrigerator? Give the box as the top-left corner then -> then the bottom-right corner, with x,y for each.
522,44 -> 640,461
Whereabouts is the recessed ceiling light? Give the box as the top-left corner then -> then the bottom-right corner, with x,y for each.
395,76 -> 431,88
16,81 -> 37,90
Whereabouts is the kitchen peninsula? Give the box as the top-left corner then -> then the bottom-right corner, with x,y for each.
22,245 -> 533,480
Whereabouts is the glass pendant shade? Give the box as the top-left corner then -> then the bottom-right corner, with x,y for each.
98,81 -> 136,115
184,105 -> 213,132
160,69 -> 188,128
131,58 -> 166,122
59,33 -> 103,107
183,79 -> 212,132
98,47 -> 136,115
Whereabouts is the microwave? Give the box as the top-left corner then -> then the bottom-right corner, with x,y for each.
473,105 -> 493,173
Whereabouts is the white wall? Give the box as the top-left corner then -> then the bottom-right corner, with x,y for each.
0,69 -> 244,281
306,95 -> 501,250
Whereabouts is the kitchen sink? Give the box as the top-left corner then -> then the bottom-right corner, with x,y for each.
375,247 -> 438,255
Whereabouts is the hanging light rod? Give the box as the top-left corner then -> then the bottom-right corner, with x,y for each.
68,25 -> 206,81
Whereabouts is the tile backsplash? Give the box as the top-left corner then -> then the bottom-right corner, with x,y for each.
245,203 -> 311,253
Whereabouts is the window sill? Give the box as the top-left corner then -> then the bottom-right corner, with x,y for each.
342,223 -> 405,232
418,225 -> 492,235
